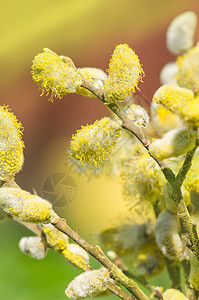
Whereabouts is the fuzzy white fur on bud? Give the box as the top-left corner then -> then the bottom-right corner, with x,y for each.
19,236 -> 47,259
166,11 -> 197,55
65,269 -> 110,299
125,104 -> 149,127
155,210 -> 188,260
160,62 -> 178,85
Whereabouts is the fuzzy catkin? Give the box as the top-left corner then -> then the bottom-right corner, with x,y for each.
0,187 -> 56,223
0,105 -> 24,180
104,44 -> 144,101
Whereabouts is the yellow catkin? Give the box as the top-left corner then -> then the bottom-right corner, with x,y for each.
149,128 -> 197,160
0,187 -> 55,223
0,105 -> 24,180
70,117 -> 121,165
153,85 -> 199,124
104,44 -> 144,101
162,289 -> 188,299
176,46 -> 199,93
31,49 -> 82,101
184,155 -> 199,193
42,224 -> 90,271
121,154 -> 165,206
150,101 -> 181,135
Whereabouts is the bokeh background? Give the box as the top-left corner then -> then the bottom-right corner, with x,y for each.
1,0 -> 199,299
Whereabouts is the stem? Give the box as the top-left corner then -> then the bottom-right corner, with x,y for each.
123,270 -> 163,299
181,260 -> 198,300
53,218 -> 149,300
177,199 -> 199,260
164,257 -> 181,291
11,218 -> 133,300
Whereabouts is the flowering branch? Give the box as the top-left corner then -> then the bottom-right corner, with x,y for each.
52,217 -> 149,300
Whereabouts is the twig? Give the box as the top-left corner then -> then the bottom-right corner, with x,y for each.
12,217 -> 134,300
181,260 -> 198,300
164,257 -> 181,291
52,218 -> 149,300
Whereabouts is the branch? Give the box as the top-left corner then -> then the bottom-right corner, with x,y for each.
52,217 -> 150,300
11,217 -> 134,300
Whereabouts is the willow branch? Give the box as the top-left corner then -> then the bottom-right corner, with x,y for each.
9,215 -> 134,300
52,217 -> 149,300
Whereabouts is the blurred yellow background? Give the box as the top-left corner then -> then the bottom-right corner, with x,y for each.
0,0 -> 199,299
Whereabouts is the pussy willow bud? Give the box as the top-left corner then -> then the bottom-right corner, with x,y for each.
42,224 -> 90,271
163,289 -> 188,300
0,187 -> 57,223
153,85 -> 199,124
31,48 -> 82,101
121,154 -> 165,206
160,62 -> 178,85
176,46 -> 199,93
19,236 -> 47,259
42,224 -> 68,251
155,210 -> 188,260
67,243 -> 89,264
150,101 -> 182,136
76,67 -> 107,98
124,104 -> 149,127
70,117 -> 121,165
0,105 -> 24,180
166,11 -> 197,55
65,269 -> 110,299
149,128 -> 197,160
104,44 -> 144,101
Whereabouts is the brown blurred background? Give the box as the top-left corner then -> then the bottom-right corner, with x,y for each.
1,0 -> 199,234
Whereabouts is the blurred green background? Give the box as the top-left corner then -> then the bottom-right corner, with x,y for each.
0,0 -> 199,299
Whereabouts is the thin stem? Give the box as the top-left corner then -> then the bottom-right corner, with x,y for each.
53,218 -> 149,300
181,260 -> 198,300
164,257 -> 181,291
11,217 -> 133,300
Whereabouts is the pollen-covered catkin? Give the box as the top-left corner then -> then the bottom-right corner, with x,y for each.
150,101 -> 182,136
67,244 -> 89,264
149,128 -> 197,160
176,46 -> 199,93
104,44 -> 144,101
0,105 -> 24,180
76,67 -> 107,97
184,154 -> 199,194
42,224 -> 90,271
0,187 -> 57,223
163,289 -> 188,300
166,11 -> 197,55
19,236 -> 47,259
70,117 -> 121,165
121,154 -> 165,206
65,269 -> 110,299
153,85 -> 199,124
155,210 -> 188,260
31,48 -> 82,101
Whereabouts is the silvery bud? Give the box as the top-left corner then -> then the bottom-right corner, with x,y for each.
19,236 -> 47,259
